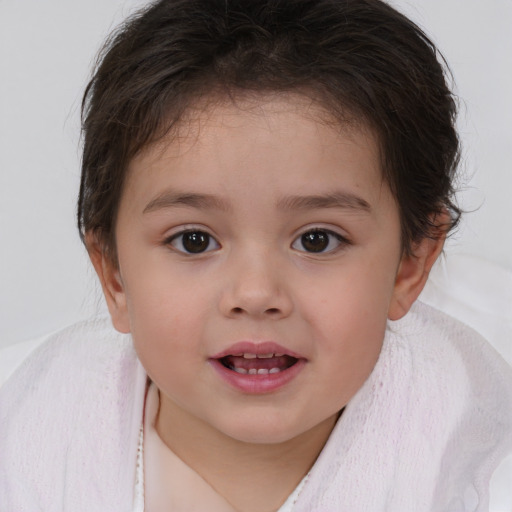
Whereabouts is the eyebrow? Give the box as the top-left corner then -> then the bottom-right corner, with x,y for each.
143,191 -> 231,214
277,192 -> 371,213
143,189 -> 371,215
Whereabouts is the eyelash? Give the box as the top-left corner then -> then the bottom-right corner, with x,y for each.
164,227 -> 351,255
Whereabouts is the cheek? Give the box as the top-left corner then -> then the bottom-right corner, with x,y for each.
120,247 -> 205,324
297,257 -> 393,375
128,291 -> 207,393
300,252 -> 397,327
121,264 -> 211,371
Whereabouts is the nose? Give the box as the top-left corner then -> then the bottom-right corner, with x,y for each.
219,250 -> 293,320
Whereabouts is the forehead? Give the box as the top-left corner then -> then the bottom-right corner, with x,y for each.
122,93 -> 389,214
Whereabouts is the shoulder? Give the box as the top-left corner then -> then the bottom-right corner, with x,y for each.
0,316 -> 136,400
0,337 -> 46,389
397,301 -> 512,510
0,317 -> 147,510
396,301 -> 512,404
395,299 -> 509,363
419,253 -> 512,366
410,300 -> 511,365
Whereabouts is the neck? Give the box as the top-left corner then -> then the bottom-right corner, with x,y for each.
156,393 -> 338,512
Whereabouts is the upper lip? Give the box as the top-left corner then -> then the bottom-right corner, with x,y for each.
211,341 -> 303,360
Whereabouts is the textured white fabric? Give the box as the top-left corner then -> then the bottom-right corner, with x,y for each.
419,254 -> 512,511
133,426 -> 145,512
420,253 -> 512,366
1,302 -> 511,511
0,336 -> 47,388
0,318 -> 148,511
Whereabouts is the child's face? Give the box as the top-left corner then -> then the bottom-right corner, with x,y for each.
96,95 -> 433,445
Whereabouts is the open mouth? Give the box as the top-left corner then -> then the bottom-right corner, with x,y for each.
219,353 -> 298,375
210,345 -> 305,392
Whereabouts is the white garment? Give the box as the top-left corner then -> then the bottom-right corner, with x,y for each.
1,302 -> 511,511
0,318 -> 148,511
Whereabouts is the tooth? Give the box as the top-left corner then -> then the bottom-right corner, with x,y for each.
248,368 -> 257,375
243,354 -> 257,359
257,353 -> 274,359
234,367 -> 248,374
269,368 -> 280,374
257,368 -> 269,375
274,353 -> 284,357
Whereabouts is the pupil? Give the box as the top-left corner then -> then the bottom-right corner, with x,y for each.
302,231 -> 328,252
183,232 -> 209,253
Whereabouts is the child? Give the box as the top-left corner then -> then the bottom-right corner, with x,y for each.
1,0 -> 511,510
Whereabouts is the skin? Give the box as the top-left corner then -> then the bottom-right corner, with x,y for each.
88,94 -> 445,511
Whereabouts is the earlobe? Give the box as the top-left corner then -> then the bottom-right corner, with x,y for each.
388,218 -> 448,321
85,232 -> 131,333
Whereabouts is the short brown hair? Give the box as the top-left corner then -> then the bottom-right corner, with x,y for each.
78,0 -> 461,260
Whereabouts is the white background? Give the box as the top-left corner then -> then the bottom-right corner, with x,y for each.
1,0 -> 511,349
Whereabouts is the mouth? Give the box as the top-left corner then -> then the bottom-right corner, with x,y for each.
210,342 -> 306,393
219,353 -> 298,375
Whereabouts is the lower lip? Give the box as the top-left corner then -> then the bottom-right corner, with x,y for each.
208,358 -> 306,394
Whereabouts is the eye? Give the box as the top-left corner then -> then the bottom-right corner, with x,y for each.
167,230 -> 220,254
292,229 -> 349,254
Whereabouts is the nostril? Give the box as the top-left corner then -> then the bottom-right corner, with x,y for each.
229,306 -> 282,316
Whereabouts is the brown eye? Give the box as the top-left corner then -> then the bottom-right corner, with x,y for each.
301,231 -> 329,252
292,229 -> 348,253
169,230 -> 219,254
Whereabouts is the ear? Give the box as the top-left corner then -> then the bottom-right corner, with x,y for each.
388,215 -> 449,321
85,232 -> 131,333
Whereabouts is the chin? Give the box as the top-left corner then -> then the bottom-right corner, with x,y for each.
217,415 -> 315,445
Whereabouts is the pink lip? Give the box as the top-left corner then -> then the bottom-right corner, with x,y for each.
211,341 -> 303,360
209,341 -> 306,394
